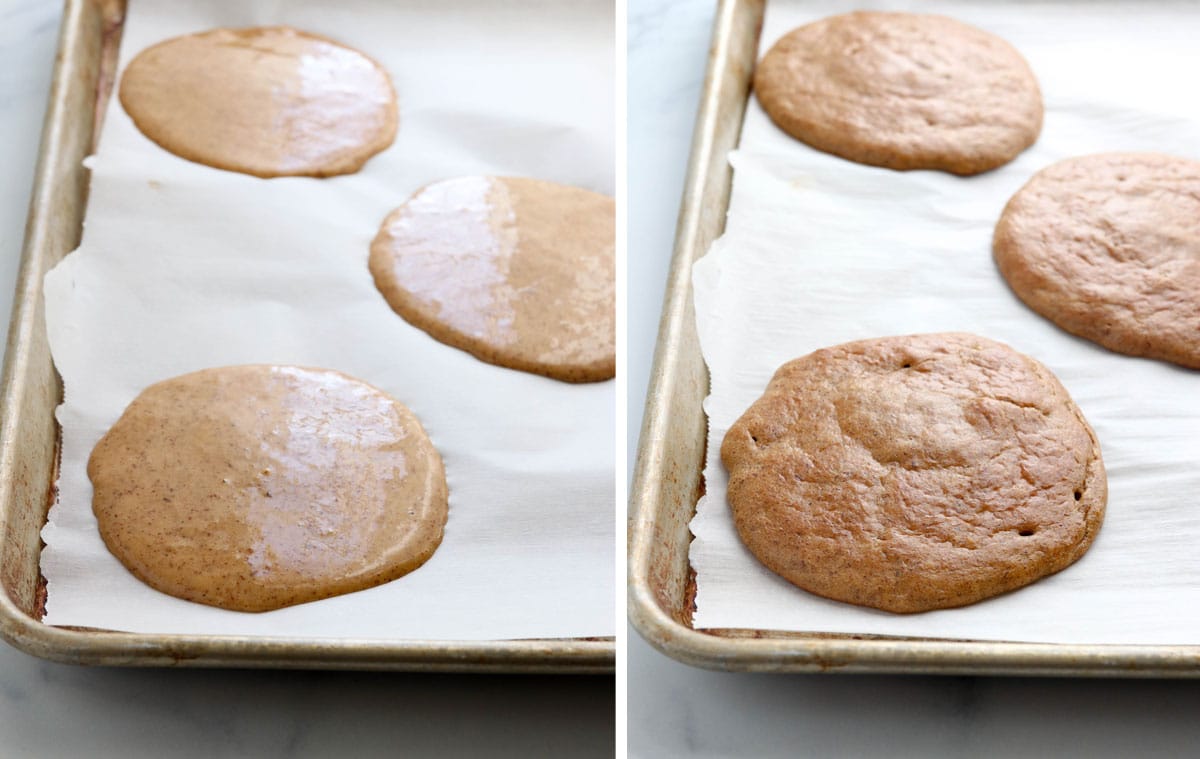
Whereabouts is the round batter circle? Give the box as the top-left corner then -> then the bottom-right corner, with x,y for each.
721,333 -> 1105,613
368,176 -> 615,383
994,152 -> 1200,369
88,365 -> 448,613
119,26 -> 398,178
754,11 -> 1043,175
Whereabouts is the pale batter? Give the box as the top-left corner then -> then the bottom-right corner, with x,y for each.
369,176 -> 615,383
88,365 -> 448,612
119,26 -> 398,177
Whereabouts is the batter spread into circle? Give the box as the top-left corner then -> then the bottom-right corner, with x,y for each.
89,365 -> 447,612
119,26 -> 398,177
369,176 -> 615,383
721,334 -> 1105,613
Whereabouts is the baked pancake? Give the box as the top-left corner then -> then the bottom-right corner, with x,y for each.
995,152 -> 1200,368
754,12 -> 1042,175
721,333 -> 1105,613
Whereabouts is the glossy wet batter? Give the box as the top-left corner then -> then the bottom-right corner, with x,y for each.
88,365 -> 447,612
369,176 -> 615,383
119,26 -> 398,178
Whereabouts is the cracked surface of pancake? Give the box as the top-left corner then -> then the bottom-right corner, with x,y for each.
754,11 -> 1043,175
994,152 -> 1200,368
721,333 -> 1105,613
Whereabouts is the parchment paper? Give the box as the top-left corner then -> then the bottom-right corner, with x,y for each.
41,0 -> 614,639
691,0 -> 1200,644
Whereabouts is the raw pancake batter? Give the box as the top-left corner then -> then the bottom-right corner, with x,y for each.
722,333 -> 1105,613
119,26 -> 398,177
369,176 -> 615,383
88,365 -> 448,612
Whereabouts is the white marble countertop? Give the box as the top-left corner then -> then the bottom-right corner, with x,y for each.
0,2 -> 612,757
627,1 -> 1200,756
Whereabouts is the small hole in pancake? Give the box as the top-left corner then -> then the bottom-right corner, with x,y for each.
901,363 -> 912,369
1074,490 -> 1082,501
1018,528 -> 1035,537
750,434 -> 758,444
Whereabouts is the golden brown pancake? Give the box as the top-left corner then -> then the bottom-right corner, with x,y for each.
754,12 -> 1043,175
722,333 -> 1105,613
994,152 -> 1200,368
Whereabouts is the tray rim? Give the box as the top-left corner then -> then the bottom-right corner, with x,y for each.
626,0 -> 1200,677
0,0 -> 613,674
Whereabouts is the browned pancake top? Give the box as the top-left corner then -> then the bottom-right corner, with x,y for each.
754,11 -> 1042,175
722,333 -> 1105,613
994,152 -> 1200,368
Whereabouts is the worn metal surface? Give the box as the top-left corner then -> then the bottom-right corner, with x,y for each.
0,0 -> 613,673
626,0 -> 1200,677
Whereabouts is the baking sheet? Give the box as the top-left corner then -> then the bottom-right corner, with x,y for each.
40,0 -> 614,640
690,0 -> 1200,645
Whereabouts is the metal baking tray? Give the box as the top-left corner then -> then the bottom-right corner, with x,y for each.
627,0 -> 1200,677
0,0 -> 612,673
